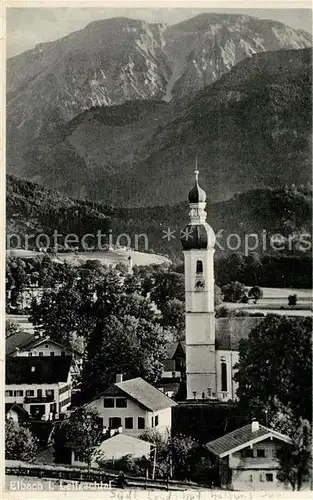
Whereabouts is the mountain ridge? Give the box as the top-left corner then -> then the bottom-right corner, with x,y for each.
11,47 -> 312,206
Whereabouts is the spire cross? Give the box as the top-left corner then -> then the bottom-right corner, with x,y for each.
195,156 -> 199,182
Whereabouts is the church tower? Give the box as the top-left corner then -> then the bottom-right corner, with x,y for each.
181,166 -> 216,400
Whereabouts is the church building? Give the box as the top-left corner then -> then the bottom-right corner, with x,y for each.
181,168 -> 262,401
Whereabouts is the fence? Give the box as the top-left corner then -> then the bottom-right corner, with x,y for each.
5,461 -> 202,491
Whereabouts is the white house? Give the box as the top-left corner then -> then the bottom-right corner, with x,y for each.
87,375 -> 177,437
5,356 -> 73,421
206,420 -> 293,491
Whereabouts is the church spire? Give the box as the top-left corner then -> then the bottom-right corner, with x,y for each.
188,158 -> 206,204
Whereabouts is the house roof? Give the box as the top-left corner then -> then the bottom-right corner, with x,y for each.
5,403 -> 29,417
6,356 -> 72,384
215,317 -> 264,350
165,341 -> 186,359
95,377 -> 177,412
6,330 -> 82,357
6,331 -> 36,356
206,423 -> 292,458
96,433 -> 152,457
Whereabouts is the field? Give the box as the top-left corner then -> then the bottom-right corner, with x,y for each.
224,287 -> 312,317
7,248 -> 171,267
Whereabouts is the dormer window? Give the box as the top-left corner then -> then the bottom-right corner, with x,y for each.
196,260 -> 203,274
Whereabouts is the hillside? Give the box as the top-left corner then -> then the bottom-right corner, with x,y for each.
10,47 -> 312,205
7,175 -> 312,261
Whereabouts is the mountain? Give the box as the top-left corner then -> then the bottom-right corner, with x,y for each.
11,47 -> 312,206
7,13 -> 311,155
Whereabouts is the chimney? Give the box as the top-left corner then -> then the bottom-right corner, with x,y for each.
115,373 -> 123,383
251,418 -> 259,432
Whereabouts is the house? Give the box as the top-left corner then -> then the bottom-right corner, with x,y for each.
206,419 -> 293,491
87,375 -> 177,437
6,329 -> 83,376
71,433 -> 152,467
5,356 -> 73,421
157,341 -> 186,397
5,403 -> 29,423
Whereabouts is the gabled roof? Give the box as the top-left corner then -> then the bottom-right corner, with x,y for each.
6,356 -> 72,384
165,341 -> 186,359
6,331 -> 36,356
6,331 -> 83,357
91,377 -> 177,412
5,403 -> 29,417
206,423 -> 292,458
215,317 -> 264,350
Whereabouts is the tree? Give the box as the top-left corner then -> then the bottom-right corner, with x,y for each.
277,418 -> 312,491
82,314 -> 168,396
248,286 -> 263,303
288,294 -> 298,307
5,420 -> 38,462
160,299 -> 185,338
234,315 -> 312,421
221,281 -> 247,303
150,272 -> 185,309
6,319 -> 21,338
53,407 -> 102,467
214,284 -> 223,306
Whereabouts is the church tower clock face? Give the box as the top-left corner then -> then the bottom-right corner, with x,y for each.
195,278 -> 205,291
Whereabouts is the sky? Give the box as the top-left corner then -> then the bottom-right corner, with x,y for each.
6,7 -> 312,58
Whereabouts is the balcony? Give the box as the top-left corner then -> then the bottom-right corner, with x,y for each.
24,395 -> 54,403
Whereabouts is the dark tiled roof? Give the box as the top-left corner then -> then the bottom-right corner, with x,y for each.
206,423 -> 291,457
165,341 -> 186,359
100,377 -> 177,412
6,331 -> 36,355
5,403 -> 29,417
6,356 -> 72,384
215,317 -> 264,350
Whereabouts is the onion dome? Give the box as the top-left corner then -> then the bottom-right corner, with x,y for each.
181,222 -> 216,250
188,162 -> 206,203
188,182 -> 207,203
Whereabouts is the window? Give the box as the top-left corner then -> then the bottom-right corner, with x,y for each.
46,389 -> 54,398
196,260 -> 203,274
151,416 -> 154,427
266,473 -> 273,482
37,389 -> 43,398
14,390 -> 23,397
138,417 -> 145,430
260,474 -> 264,482
116,398 -> 127,408
245,449 -> 254,458
249,475 -> 253,483
257,449 -> 265,458
61,351 -> 65,356
103,398 -> 114,408
5,390 -> 13,397
155,415 -> 159,427
221,362 -> 227,392
26,390 -> 35,397
50,352 -> 55,357
45,344 -> 49,348
39,352 -> 43,357
125,417 -> 133,429
28,352 -> 32,357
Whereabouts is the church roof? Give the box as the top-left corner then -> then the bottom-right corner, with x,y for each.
188,181 -> 206,204
215,317 -> 264,350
